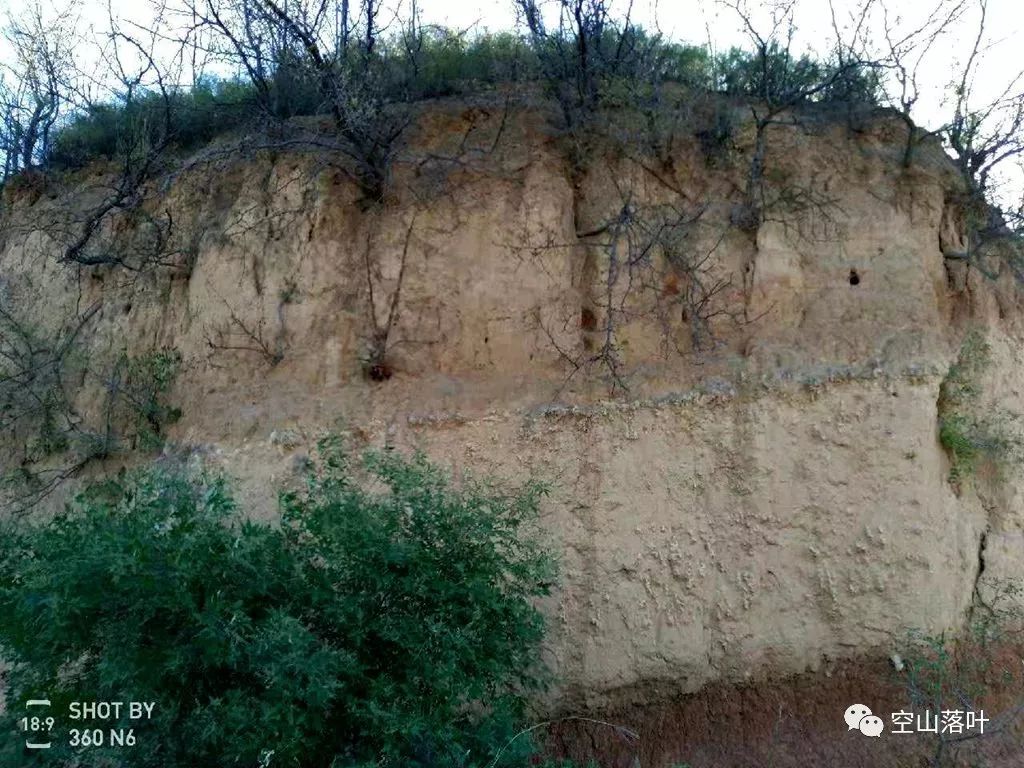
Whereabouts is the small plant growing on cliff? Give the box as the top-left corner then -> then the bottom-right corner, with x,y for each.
0,439 -> 554,767
0,301 -> 98,459
0,298 -> 184,512
116,347 -> 183,451
898,580 -> 1024,767
205,298 -> 285,368
937,331 -> 1024,485
939,330 -> 990,407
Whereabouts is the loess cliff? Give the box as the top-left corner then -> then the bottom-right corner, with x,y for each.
3,95 -> 1024,728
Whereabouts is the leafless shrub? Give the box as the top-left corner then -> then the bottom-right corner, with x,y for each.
205,296 -> 286,367
0,1 -> 78,181
0,296 -> 183,513
721,0 -> 879,231
877,0 -> 972,168
0,299 -> 99,461
175,0 -> 421,206
360,214 -> 415,381
523,181 -> 745,395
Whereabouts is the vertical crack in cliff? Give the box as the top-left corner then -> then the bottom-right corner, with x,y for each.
571,168 -> 601,363
740,234 -> 760,325
564,412 -> 603,699
578,242 -> 599,354
966,525 -> 991,629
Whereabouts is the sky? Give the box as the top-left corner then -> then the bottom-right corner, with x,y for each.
1,0 -> 1022,205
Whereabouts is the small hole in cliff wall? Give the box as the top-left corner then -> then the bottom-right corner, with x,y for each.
580,307 -> 597,331
364,362 -> 393,382
662,272 -> 680,296
849,269 -> 861,286
122,303 -> 132,315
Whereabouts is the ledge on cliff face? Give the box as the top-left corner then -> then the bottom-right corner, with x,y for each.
2,98 -> 1024,743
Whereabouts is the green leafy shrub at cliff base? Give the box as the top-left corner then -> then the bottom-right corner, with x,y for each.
0,439 -> 555,767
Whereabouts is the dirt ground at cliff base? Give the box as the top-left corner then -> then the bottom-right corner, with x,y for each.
544,652 -> 1024,767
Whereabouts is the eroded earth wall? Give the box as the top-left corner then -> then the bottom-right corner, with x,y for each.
3,101 -> 1024,709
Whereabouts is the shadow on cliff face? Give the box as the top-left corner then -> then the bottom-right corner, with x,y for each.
544,652 -> 1024,767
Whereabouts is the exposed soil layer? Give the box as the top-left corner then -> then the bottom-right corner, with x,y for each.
4,101 -> 1024,717
545,651 -> 1024,767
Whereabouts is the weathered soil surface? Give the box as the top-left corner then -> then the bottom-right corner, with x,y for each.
4,98 -> 1024,762
548,647 -> 1024,767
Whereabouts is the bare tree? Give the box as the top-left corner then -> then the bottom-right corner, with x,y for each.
721,0 -> 879,229
873,0 -> 1024,271
943,1 -> 1024,230
513,0 -> 619,129
524,186 -> 744,396
877,0 -> 972,167
45,10 -> 202,273
175,0 -> 415,205
0,1 -> 78,180
868,0 -> 1023,252
512,0 -> 677,175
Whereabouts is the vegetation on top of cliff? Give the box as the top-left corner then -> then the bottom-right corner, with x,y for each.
0,438 -> 556,767
38,31 -> 879,173
0,0 -> 1018,279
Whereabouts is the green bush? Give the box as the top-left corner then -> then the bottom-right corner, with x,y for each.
118,347 -> 183,451
898,580 -> 1024,767
939,329 -> 990,408
937,330 -> 985,482
397,30 -> 541,99
0,439 -> 555,767
49,79 -> 259,170
714,44 -> 880,106
938,412 -> 983,480
936,330 -> 1023,483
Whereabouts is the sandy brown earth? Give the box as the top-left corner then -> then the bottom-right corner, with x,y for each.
3,99 -> 1024,731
